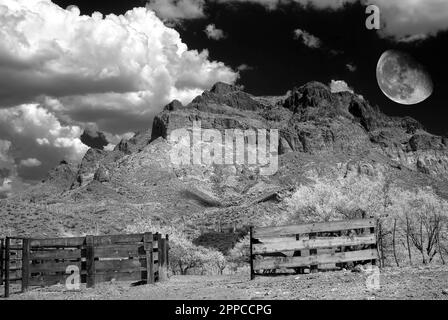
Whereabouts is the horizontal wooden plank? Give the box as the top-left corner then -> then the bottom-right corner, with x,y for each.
95,259 -> 145,272
254,249 -> 378,270
95,244 -> 146,258
256,236 -> 298,244
95,271 -> 143,283
30,249 -> 82,261
94,234 -> 145,246
29,274 -> 71,287
253,234 -> 376,254
253,219 -> 375,238
30,261 -> 82,273
30,237 -> 85,248
9,246 -> 23,251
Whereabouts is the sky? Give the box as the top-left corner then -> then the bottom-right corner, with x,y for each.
0,0 -> 448,197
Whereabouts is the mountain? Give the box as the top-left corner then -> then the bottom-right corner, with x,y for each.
1,81 -> 447,238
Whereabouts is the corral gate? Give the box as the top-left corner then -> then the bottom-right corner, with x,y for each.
1,233 -> 169,298
249,218 -> 378,279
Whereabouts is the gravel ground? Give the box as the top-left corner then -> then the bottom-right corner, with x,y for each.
3,266 -> 448,300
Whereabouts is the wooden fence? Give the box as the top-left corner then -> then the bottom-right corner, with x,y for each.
1,233 -> 169,298
249,218 -> 378,279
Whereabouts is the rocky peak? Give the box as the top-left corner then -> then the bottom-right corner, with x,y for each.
190,82 -> 264,111
210,82 -> 241,95
115,129 -> 152,154
44,159 -> 76,190
164,99 -> 183,112
80,128 -> 109,150
283,82 -> 336,111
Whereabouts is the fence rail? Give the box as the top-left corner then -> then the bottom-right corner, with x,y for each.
250,218 -> 378,279
1,232 -> 169,298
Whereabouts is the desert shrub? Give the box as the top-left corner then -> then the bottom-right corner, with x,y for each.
285,173 -> 448,266
125,219 -> 227,275
389,188 -> 448,265
285,173 -> 387,223
228,235 -> 250,265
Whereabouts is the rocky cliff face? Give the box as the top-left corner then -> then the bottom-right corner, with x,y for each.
3,81 -> 448,237
150,81 -> 448,178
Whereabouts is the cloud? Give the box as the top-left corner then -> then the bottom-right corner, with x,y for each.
329,80 -> 354,94
0,178 -> 12,194
346,63 -> 357,72
397,34 -> 429,43
147,0 -> 206,21
0,140 -> 12,163
293,29 -> 322,49
237,64 -> 254,72
20,158 -> 42,168
218,0 -> 356,10
372,0 -> 448,40
0,139 -> 15,196
204,24 -> 226,40
0,104 -> 89,182
222,0 -> 448,41
0,0 -> 237,117
0,0 -> 238,183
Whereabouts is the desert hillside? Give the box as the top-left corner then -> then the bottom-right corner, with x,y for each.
1,81 -> 448,267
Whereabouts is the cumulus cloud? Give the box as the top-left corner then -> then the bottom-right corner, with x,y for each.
0,1 -> 237,108
147,0 -> 206,21
0,104 -> 88,162
0,104 -> 89,184
204,24 -> 226,40
0,140 -> 12,163
0,178 -> 12,194
0,139 -> 15,196
329,80 -> 354,94
372,0 -> 448,40
20,158 -> 42,168
222,0 -> 448,41
0,0 -> 238,186
293,29 -> 322,49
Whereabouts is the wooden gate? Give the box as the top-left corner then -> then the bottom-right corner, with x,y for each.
1,233 -> 169,298
249,218 -> 378,279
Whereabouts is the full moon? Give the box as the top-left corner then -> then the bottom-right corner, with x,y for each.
376,50 -> 433,105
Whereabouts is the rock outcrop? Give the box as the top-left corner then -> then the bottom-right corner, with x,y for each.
80,129 -> 109,150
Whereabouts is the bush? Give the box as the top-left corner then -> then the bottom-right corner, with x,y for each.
285,173 -> 387,222
285,173 -> 448,267
125,219 -> 227,275
228,235 -> 250,265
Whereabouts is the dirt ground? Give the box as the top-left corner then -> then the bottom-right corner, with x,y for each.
3,265 -> 448,300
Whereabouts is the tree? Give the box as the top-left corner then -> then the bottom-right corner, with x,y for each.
126,218 -> 227,275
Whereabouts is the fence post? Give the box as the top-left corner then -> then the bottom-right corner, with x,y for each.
0,238 -> 3,286
250,226 -> 255,280
309,233 -> 318,273
371,219 -> 377,267
166,234 -> 170,278
158,234 -> 167,281
4,237 -> 10,298
86,235 -> 96,288
21,238 -> 30,292
144,233 -> 155,284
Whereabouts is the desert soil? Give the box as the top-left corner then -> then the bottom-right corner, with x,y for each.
3,266 -> 448,300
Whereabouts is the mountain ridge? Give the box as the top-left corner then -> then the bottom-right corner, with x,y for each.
1,81 -> 447,238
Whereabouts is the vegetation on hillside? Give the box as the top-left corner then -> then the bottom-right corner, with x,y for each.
285,173 -> 448,266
